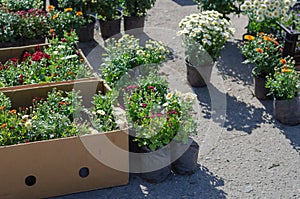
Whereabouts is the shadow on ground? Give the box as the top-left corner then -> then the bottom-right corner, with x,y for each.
275,122 -> 300,155
217,41 -> 254,86
193,84 -> 272,134
51,165 -> 226,199
171,0 -> 198,6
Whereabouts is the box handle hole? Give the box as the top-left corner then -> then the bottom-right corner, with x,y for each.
25,175 -> 36,186
79,167 -> 89,178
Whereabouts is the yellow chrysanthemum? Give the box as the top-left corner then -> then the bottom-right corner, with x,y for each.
64,8 -> 73,12
53,13 -> 59,19
76,11 -> 83,16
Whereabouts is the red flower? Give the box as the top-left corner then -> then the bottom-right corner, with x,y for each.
148,85 -> 154,90
22,52 -> 31,61
43,53 -> 51,60
10,57 -> 18,63
169,110 -> 178,115
142,103 -> 147,108
61,38 -> 67,42
32,51 -> 44,62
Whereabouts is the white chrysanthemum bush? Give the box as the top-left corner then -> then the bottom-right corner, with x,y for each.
240,0 -> 296,34
178,10 -> 235,63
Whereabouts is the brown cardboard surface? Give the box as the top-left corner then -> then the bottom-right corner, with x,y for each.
0,130 -> 129,199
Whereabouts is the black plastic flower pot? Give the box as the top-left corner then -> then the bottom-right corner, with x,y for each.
99,15 -> 122,40
124,16 -> 145,33
185,59 -> 212,87
137,145 -> 171,183
252,67 -> 271,100
171,138 -> 199,175
78,20 -> 95,42
273,95 -> 300,125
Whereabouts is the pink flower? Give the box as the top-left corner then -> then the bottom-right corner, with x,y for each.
127,85 -> 137,89
148,85 -> 154,90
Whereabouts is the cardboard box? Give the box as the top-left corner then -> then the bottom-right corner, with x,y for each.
0,45 -> 129,198
0,43 -> 110,108
0,130 -> 129,199
0,79 -> 129,198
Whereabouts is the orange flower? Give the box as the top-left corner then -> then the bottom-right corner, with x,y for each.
256,48 -> 263,53
64,8 -> 73,12
244,34 -> 255,41
0,106 -> 6,111
273,40 -> 279,45
49,29 -> 55,34
76,11 -> 83,16
10,109 -> 17,114
280,59 -> 287,65
53,13 -> 59,20
1,123 -> 7,128
263,35 -> 273,41
258,32 -> 264,36
47,5 -> 55,11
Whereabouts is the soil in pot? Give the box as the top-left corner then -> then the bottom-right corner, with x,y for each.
137,145 -> 171,183
124,16 -> 145,33
273,96 -> 300,125
171,138 -> 199,175
185,59 -> 212,87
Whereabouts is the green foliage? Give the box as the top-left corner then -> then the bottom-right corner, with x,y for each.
122,0 -> 156,17
239,33 -> 282,77
100,34 -> 170,87
0,0 -> 43,11
193,0 -> 243,17
0,31 -> 93,88
95,0 -> 123,20
124,74 -> 197,151
266,56 -> 300,100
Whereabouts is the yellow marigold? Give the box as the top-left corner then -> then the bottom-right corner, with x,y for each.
47,5 -> 55,11
53,13 -> 59,20
282,68 -> 292,73
256,48 -> 263,53
64,8 -> 73,12
244,34 -> 255,41
280,58 -> 287,65
76,11 -> 83,16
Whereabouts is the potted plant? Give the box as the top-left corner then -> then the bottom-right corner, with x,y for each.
239,33 -> 282,99
0,0 -> 44,11
277,2 -> 300,68
178,10 -> 234,87
56,0 -> 98,41
122,0 -> 156,32
100,34 -> 170,87
47,6 -> 86,39
123,73 -> 199,182
192,0 -> 243,19
0,7 -> 48,48
240,0 -> 294,35
95,0 -> 123,40
266,56 -> 300,125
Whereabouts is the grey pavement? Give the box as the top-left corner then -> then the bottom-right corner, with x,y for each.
53,0 -> 300,198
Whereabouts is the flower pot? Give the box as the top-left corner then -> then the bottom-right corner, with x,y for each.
78,21 -> 95,42
124,16 -> 145,33
171,138 -> 199,175
138,146 -> 171,183
273,95 -> 300,125
99,17 -> 121,40
185,59 -> 212,87
252,67 -> 271,100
